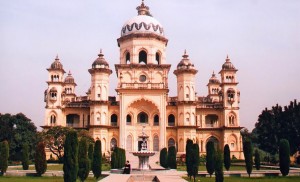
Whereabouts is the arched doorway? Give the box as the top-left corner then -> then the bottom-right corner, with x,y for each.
168,138 -> 175,148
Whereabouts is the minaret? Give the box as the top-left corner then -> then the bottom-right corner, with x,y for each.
63,71 -> 77,103
174,50 -> 198,126
219,55 -> 240,127
207,71 -> 221,102
44,55 -> 65,126
88,50 -> 112,139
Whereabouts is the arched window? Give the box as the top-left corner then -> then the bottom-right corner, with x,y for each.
227,88 -> 235,104
126,114 -> 132,125
155,52 -> 160,64
229,115 -> 235,125
168,114 -> 175,126
153,135 -> 159,151
110,138 -> 117,150
111,114 -> 118,126
50,115 -> 56,124
168,138 -> 175,148
139,50 -> 147,64
125,52 -> 130,64
154,115 -> 159,126
137,112 -> 148,124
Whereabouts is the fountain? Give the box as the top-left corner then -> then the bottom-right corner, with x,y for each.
131,126 -> 155,170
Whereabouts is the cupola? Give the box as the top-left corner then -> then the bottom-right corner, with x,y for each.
209,71 -> 220,84
222,55 -> 236,70
92,50 -> 109,69
176,50 -> 196,70
50,55 -> 63,69
64,71 -> 75,84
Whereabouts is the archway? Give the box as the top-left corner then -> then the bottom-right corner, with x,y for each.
206,136 -> 220,151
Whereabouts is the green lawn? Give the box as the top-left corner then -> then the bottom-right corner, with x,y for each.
183,176 -> 300,182
12,163 -> 111,171
177,165 -> 248,171
0,176 -> 107,182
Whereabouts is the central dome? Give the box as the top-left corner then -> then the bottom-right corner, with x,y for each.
121,1 -> 164,37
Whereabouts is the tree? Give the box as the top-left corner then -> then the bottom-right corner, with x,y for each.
63,130 -> 78,182
167,146 -> 177,169
42,126 -> 71,162
78,138 -> 90,182
92,140 -> 102,178
159,147 -> 168,168
0,141 -> 9,175
22,143 -> 29,170
88,143 -> 94,170
206,141 -> 215,177
0,113 -> 37,161
254,149 -> 260,170
243,139 -> 253,177
215,150 -> 224,182
223,144 -> 231,171
185,139 -> 193,179
191,144 -> 199,181
35,142 -> 47,176
279,139 -> 290,176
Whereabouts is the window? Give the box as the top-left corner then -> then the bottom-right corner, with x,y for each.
155,52 -> 160,64
229,115 -> 235,125
137,112 -> 148,124
168,114 -> 175,126
111,114 -> 118,126
154,115 -> 159,126
168,138 -> 175,147
125,52 -> 130,64
126,114 -> 132,125
186,94 -> 189,98
186,118 -> 190,122
50,115 -> 56,124
139,50 -> 147,64
98,94 -> 101,98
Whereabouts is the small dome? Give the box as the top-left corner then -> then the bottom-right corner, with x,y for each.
177,50 -> 195,70
64,71 -> 75,83
222,55 -> 236,70
209,72 -> 220,84
50,55 -> 63,69
121,1 -> 164,37
92,50 -> 109,69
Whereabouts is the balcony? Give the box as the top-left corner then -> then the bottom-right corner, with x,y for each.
119,83 -> 165,89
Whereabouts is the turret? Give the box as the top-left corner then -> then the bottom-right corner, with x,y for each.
207,71 -> 220,102
63,71 -> 77,103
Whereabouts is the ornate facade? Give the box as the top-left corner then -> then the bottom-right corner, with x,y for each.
43,1 -> 243,158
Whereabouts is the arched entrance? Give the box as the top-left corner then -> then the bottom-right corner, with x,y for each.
206,136 -> 220,150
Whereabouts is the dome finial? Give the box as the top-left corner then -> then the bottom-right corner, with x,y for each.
182,49 -> 189,59
98,49 -> 104,57
137,0 -> 150,15
55,54 -> 59,60
68,70 -> 72,75
226,54 -> 230,62
212,70 -> 215,76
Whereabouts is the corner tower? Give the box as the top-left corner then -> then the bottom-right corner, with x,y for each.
115,1 -> 171,150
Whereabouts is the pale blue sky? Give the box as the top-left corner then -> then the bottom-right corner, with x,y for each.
0,0 -> 299,130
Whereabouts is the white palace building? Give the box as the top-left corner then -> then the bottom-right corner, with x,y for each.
43,1 -> 244,159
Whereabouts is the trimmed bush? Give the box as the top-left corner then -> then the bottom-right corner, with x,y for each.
88,143 -> 94,169
63,130 -> 78,182
206,141 -> 215,177
35,142 -> 47,176
279,139 -> 290,176
0,141 -> 9,175
22,143 -> 29,170
159,147 -> 168,168
78,138 -> 90,182
243,139 -> 253,177
254,149 -> 261,170
191,143 -> 199,181
167,146 -> 177,169
92,140 -> 102,178
224,144 -> 231,171
110,147 -> 125,169
185,139 -> 193,178
215,150 -> 224,182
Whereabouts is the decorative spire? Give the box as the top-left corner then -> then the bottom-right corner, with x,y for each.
182,49 -> 189,59
55,54 -> 59,60
226,54 -> 230,62
137,0 -> 150,15
68,70 -> 72,75
98,49 -> 104,57
212,70 -> 215,77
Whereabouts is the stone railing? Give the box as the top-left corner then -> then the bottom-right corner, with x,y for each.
120,83 -> 165,89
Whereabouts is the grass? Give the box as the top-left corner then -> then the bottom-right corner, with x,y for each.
0,176 -> 107,182
183,176 -> 300,182
177,165 -> 249,171
12,163 -> 111,171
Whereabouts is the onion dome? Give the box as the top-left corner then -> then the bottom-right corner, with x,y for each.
64,71 -> 75,83
92,49 -> 109,69
176,50 -> 196,70
50,55 -> 63,69
121,0 -> 164,37
222,55 -> 236,70
209,71 -> 220,84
